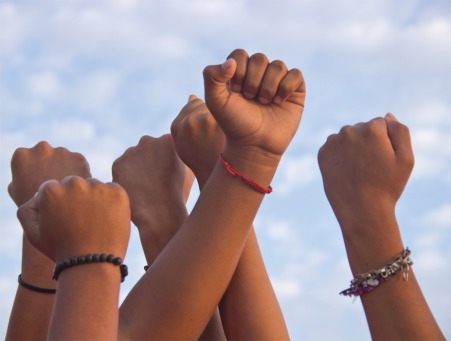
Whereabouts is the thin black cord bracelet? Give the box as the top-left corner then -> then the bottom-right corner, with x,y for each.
18,274 -> 56,294
53,253 -> 128,282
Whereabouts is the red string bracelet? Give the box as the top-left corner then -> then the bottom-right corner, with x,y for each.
219,152 -> 273,194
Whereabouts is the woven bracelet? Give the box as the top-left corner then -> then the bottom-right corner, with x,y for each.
18,274 -> 56,294
340,248 -> 413,297
53,253 -> 128,282
219,152 -> 272,194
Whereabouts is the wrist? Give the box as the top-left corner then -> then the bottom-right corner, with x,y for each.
21,236 -> 56,288
220,144 -> 280,193
339,211 -> 405,275
133,199 -> 187,231
196,169 -> 215,190
136,204 -> 188,265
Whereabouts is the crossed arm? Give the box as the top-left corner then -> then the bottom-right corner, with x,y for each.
8,49 -> 304,340
116,49 -> 304,339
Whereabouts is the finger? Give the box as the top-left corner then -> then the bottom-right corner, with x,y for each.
353,122 -> 365,128
227,49 -> 249,92
242,53 -> 269,100
85,177 -> 103,184
274,68 -> 305,104
138,135 -> 155,147
385,113 -> 415,164
32,141 -> 53,154
203,58 -> 237,115
37,179 -> 60,194
60,176 -> 89,191
258,60 -> 288,104
172,96 -> 205,134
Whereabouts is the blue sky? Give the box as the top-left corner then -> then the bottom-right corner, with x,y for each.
1,0 -> 450,339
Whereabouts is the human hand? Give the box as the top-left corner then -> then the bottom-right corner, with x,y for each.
203,49 -> 305,163
17,176 -> 131,262
112,134 -> 194,265
171,95 -> 225,188
8,141 -> 91,207
112,134 -> 194,229
318,114 -> 414,234
8,141 -> 92,286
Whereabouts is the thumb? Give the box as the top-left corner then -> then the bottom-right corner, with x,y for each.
203,58 -> 237,113
17,192 -> 41,247
188,94 -> 198,102
385,113 -> 414,163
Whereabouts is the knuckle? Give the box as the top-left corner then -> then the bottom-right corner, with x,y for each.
289,68 -> 302,79
138,135 -> 152,145
270,60 -> 288,73
339,125 -> 354,136
54,146 -> 69,153
40,180 -> 61,197
10,147 -> 27,166
228,48 -> 248,60
64,175 -> 86,189
365,117 -> 385,134
34,141 -> 52,151
249,52 -> 269,65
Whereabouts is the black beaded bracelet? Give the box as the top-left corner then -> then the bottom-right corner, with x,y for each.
18,274 -> 57,294
53,253 -> 128,282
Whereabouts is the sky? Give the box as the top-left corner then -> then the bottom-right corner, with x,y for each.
1,0 -> 450,339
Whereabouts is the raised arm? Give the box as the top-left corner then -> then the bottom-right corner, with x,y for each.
171,93 -> 289,340
317,114 -> 444,340
6,141 -> 91,341
17,176 -> 131,340
118,48 -> 305,339
112,134 -> 225,340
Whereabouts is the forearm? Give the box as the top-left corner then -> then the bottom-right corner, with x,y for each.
137,202 -> 188,266
136,202 -> 226,341
220,227 -> 289,340
340,212 -> 444,340
119,148 -> 279,339
50,263 -> 121,340
6,237 -> 56,341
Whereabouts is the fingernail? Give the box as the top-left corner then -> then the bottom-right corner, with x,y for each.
259,96 -> 270,105
385,112 -> 398,121
273,95 -> 283,104
243,91 -> 255,99
231,83 -> 242,92
221,59 -> 233,70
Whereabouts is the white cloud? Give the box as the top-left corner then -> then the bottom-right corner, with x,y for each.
26,71 -> 62,100
265,221 -> 295,241
422,203 -> 451,228
411,128 -> 451,180
1,1 -> 450,339
71,70 -> 120,110
271,277 -> 302,299
276,154 -> 318,195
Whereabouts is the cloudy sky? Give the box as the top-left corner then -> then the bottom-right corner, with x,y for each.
1,0 -> 450,339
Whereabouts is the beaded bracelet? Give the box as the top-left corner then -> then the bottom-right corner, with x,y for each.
340,248 -> 413,297
219,152 -> 273,194
53,253 -> 128,282
18,274 -> 56,294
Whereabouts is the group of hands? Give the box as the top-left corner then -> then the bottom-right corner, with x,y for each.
8,49 -> 435,340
